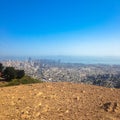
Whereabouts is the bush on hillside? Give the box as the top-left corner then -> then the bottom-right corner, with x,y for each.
3,67 -> 16,81
3,66 -> 25,81
0,63 -> 4,72
6,76 -> 43,86
16,70 -> 25,79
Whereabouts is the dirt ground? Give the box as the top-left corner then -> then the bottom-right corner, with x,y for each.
0,82 -> 120,120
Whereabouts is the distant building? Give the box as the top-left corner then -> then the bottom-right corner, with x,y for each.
28,57 -> 32,63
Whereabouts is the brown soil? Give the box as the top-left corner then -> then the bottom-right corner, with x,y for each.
0,82 -> 120,120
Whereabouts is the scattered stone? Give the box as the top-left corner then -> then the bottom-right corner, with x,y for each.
35,112 -> 41,117
21,114 -> 30,119
81,90 -> 86,93
73,96 -> 80,101
65,110 -> 69,113
0,82 -> 120,120
102,102 -> 120,113
36,92 -> 43,96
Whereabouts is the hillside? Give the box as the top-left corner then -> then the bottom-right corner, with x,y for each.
0,82 -> 120,120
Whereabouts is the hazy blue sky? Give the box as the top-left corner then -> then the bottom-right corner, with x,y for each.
0,0 -> 120,56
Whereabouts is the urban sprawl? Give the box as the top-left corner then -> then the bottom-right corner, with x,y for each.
1,58 -> 120,88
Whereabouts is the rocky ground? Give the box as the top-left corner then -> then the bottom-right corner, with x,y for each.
0,82 -> 120,120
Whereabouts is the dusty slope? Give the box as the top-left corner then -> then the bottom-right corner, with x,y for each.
0,82 -> 120,120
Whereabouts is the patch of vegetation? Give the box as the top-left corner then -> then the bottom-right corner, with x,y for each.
0,76 -> 43,87
0,63 -> 25,81
3,67 -> 25,81
6,76 -> 43,86
0,63 -> 43,87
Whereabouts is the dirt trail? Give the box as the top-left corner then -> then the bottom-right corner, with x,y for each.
0,82 -> 120,120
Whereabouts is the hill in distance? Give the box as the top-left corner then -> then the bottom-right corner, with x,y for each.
0,82 -> 120,120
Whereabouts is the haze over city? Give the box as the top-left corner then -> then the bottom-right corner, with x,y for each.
0,0 -> 120,57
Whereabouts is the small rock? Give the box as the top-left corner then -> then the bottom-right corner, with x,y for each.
11,96 -> 15,99
36,92 -> 43,96
38,102 -> 42,107
102,102 -> 120,112
21,114 -> 30,119
81,90 -> 86,93
33,89 -> 37,91
35,112 -> 41,117
73,96 -> 80,101
65,110 -> 69,113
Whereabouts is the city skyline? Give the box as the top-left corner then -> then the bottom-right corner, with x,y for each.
0,0 -> 120,57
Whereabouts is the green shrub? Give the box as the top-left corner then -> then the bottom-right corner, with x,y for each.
0,63 -> 4,72
3,67 -> 16,81
6,76 -> 43,86
16,70 -> 25,79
